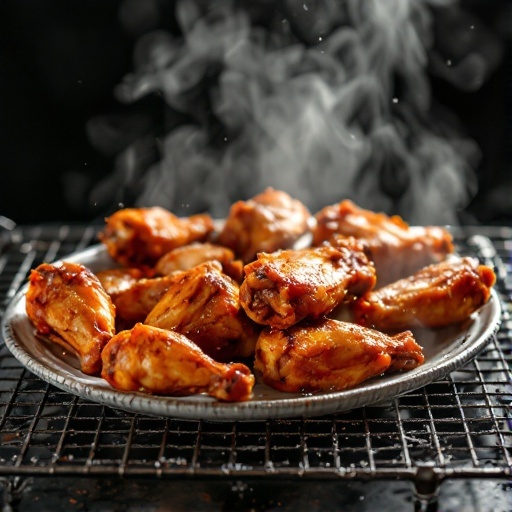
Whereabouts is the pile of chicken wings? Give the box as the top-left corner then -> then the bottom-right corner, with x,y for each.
25,188 -> 496,402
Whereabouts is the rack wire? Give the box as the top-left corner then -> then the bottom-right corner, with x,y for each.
0,224 -> 510,504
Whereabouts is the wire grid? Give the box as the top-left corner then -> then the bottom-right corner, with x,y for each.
0,224 -> 510,483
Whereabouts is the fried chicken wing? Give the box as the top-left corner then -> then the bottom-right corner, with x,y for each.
99,206 -> 214,268
217,188 -> 313,263
350,257 -> 496,331
97,268 -> 178,330
25,261 -> 115,375
239,237 -> 376,329
154,242 -> 244,283
145,261 -> 260,362
254,318 -> 423,393
102,323 -> 255,401
313,200 -> 454,286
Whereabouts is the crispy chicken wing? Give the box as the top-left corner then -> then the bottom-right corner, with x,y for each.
254,318 -> 423,393
25,261 -> 115,374
145,261 -> 260,362
217,188 -> 313,263
97,268 -> 178,330
102,323 -> 255,401
239,237 -> 376,329
154,242 -> 244,283
350,257 -> 496,331
312,200 -> 454,286
99,206 -> 214,268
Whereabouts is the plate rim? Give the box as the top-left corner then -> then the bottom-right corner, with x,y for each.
0,244 -> 502,421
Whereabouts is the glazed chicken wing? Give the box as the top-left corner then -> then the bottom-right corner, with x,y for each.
350,257 -> 496,331
313,200 -> 454,286
25,261 -> 115,374
154,242 -> 244,283
217,188 -> 313,263
102,323 -> 254,401
99,206 -> 214,268
145,261 -> 260,362
254,318 -> 424,393
97,268 -> 178,330
239,237 -> 376,329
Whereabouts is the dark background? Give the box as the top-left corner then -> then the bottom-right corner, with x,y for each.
0,0 -> 510,226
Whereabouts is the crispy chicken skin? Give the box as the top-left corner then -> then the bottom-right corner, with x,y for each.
25,261 -> 115,375
102,323 -> 255,401
97,268 -> 178,330
254,319 -> 424,393
239,237 -> 376,329
154,242 -> 244,283
145,261 -> 260,362
350,257 -> 496,331
217,188 -> 313,263
99,206 -> 214,268
312,200 -> 454,287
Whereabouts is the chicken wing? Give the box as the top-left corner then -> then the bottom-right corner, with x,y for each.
154,242 -> 244,283
254,318 -> 424,393
99,206 -> 214,268
349,257 -> 496,331
97,268 -> 178,330
312,200 -> 454,286
25,261 -> 115,374
102,323 -> 255,401
239,237 -> 376,329
217,188 -> 313,263
145,261 -> 260,362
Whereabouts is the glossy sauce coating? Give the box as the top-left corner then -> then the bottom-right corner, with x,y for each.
102,323 -> 254,401
351,257 -> 496,331
25,261 -> 115,374
255,318 -> 423,393
240,237 -> 376,329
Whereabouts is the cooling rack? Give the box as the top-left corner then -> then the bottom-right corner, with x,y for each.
0,224 -> 510,510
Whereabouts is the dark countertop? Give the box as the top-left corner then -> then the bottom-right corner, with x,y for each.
4,477 -> 511,511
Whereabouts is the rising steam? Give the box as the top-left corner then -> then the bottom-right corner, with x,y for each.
88,0 -> 502,224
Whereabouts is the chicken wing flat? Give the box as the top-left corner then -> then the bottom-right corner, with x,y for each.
312,200 -> 454,286
25,261 -> 115,375
102,323 -> 255,401
99,206 -> 214,268
217,188 -> 313,263
154,242 -> 244,283
239,237 -> 376,329
97,268 -> 178,330
350,257 -> 496,331
145,261 -> 260,362
254,319 -> 424,393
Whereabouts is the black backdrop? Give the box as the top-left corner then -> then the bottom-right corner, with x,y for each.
0,0 -> 510,225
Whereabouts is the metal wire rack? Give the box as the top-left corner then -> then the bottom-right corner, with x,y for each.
0,224 -> 510,507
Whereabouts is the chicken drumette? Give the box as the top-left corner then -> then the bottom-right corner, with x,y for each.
25,261 -> 115,374
312,200 -> 454,287
217,187 -> 313,263
99,206 -> 214,268
240,237 -> 376,329
154,242 -> 244,283
255,318 -> 424,393
102,323 -> 255,401
350,257 -> 496,331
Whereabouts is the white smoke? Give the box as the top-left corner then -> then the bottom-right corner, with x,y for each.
89,0 -> 502,224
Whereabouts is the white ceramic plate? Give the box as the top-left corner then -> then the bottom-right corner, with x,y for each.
1,244 -> 502,421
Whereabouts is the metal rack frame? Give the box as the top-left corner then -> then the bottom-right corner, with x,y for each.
0,224 -> 510,509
